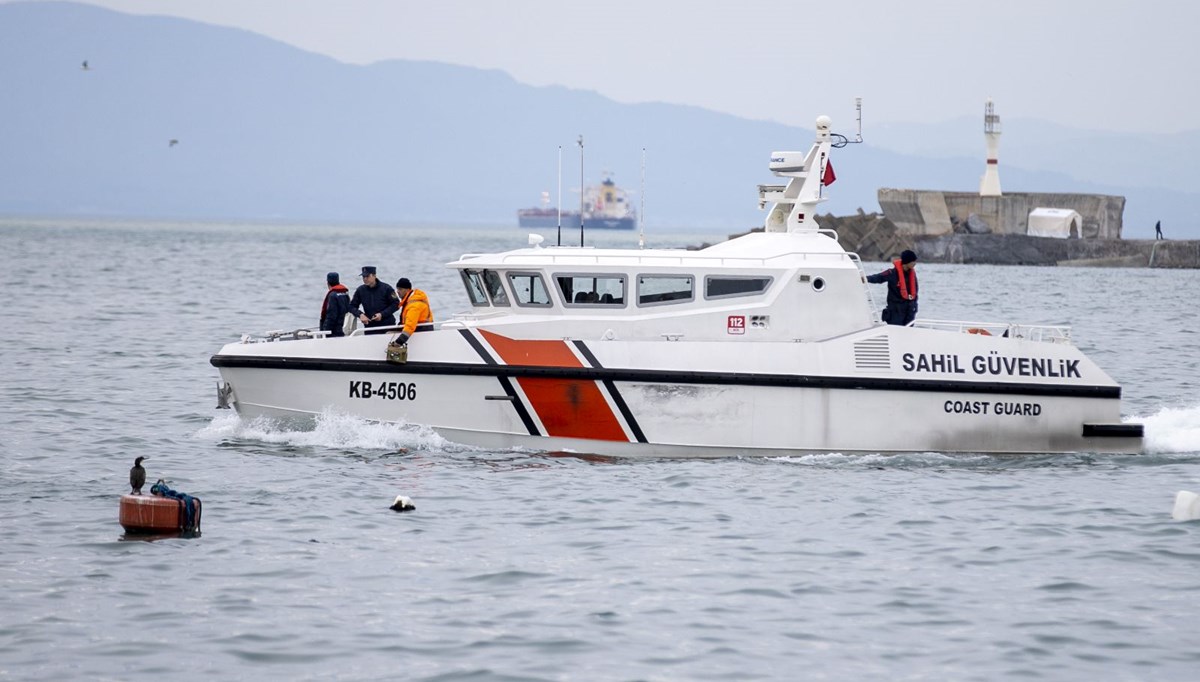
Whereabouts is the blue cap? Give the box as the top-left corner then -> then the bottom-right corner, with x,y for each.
360,266 -> 376,277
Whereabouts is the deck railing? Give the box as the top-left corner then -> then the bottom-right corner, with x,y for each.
911,318 -> 1072,344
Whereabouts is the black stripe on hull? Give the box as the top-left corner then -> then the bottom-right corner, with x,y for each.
211,354 -> 1122,400
498,375 -> 540,436
458,329 -> 497,365
458,329 -> 538,435
573,340 -> 647,443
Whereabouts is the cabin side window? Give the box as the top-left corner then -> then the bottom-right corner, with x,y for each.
638,275 -> 694,306
507,272 -> 553,308
482,270 -> 510,307
556,274 -> 626,306
705,276 -> 774,300
460,270 -> 490,307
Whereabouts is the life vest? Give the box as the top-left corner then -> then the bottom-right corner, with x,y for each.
399,288 -> 434,335
321,283 -> 350,321
892,259 -> 917,301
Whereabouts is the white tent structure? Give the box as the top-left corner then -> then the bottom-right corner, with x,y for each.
1027,208 -> 1081,239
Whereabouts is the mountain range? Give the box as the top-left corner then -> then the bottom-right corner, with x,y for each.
2,1 -> 1196,237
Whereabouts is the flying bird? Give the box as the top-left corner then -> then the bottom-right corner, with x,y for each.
129,456 -> 147,495
168,139 -> 178,147
81,60 -> 89,71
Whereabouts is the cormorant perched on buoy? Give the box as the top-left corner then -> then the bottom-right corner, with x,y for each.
129,456 -> 147,495
389,495 -> 415,512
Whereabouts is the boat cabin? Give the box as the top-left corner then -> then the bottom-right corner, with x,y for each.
448,231 -> 878,343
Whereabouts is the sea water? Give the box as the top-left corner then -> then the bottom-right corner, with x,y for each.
1,218 -> 1199,681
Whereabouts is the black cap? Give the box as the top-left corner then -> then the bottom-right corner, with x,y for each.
326,272 -> 339,285
900,250 -> 918,264
361,266 -> 376,277
395,277 -> 412,290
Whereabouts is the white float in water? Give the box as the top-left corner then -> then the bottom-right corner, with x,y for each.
390,495 -> 415,512
1171,490 -> 1200,521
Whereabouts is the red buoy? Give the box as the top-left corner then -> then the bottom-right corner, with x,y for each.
119,494 -> 201,534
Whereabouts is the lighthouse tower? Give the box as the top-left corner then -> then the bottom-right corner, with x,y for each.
979,98 -> 1002,196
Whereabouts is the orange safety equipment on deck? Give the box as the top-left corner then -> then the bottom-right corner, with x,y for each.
966,328 -> 993,336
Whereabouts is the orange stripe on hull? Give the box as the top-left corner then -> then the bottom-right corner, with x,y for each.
479,330 -> 628,442
516,377 -> 629,441
479,329 -> 582,368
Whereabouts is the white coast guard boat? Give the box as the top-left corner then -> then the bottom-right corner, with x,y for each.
210,115 -> 1143,457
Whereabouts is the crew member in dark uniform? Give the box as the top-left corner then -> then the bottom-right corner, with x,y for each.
319,272 -> 351,337
866,249 -> 919,326
350,266 -> 398,334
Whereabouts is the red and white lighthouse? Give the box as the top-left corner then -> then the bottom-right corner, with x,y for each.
980,98 -> 1002,197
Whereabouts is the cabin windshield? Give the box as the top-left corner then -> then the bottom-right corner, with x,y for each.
460,270 -> 489,307
508,272 -> 553,307
482,270 -> 510,306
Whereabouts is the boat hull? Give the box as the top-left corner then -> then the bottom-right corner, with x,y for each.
211,329 -> 1142,456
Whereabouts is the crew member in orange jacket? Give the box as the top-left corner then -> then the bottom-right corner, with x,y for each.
866,249 -> 918,326
391,277 -> 433,346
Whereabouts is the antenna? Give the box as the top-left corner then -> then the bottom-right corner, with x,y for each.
831,97 -> 865,148
556,145 -> 562,246
639,147 -> 646,250
855,97 -> 863,143
577,134 -> 585,247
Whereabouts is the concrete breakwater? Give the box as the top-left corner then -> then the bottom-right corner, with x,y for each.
877,188 -> 1126,239
816,211 -> 1200,268
915,232 -> 1200,268
699,211 -> 1197,268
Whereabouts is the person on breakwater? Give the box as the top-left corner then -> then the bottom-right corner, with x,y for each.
866,249 -> 918,325
1156,220 -> 1164,240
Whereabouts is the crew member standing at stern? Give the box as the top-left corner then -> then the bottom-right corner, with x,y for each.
350,266 -> 398,334
390,277 -> 433,347
319,272 -> 351,337
866,249 -> 919,326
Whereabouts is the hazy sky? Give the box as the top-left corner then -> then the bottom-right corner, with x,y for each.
24,0 -> 1200,133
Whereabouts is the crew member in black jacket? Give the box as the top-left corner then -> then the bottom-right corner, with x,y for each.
350,266 -> 398,334
866,249 -> 919,326
320,271 -> 352,337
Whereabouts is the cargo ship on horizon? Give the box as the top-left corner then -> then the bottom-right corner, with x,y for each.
517,176 -> 636,230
